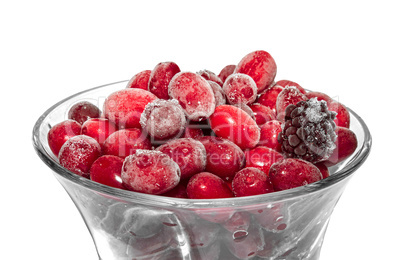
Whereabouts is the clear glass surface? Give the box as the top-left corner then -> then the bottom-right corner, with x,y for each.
33,81 -> 371,260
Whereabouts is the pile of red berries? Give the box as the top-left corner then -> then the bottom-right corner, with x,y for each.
48,50 -> 358,199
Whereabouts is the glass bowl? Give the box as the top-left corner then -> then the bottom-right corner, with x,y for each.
32,81 -> 371,260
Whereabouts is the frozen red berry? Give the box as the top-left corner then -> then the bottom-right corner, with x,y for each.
103,88 -> 158,129
121,150 -> 181,195
232,167 -> 274,197
89,155 -> 125,189
234,50 -> 277,93
257,84 -> 284,114
327,100 -> 350,128
223,73 -> 258,105
140,99 -> 186,141
207,80 -> 226,107
234,103 -> 256,121
197,69 -> 223,87
314,161 -> 330,179
222,211 -> 251,234
278,98 -> 337,163
183,125 -> 204,140
245,146 -> 284,176
276,86 -> 308,122
168,72 -> 216,121
209,105 -> 260,150
199,136 -> 245,181
275,80 -> 306,94
160,180 -> 188,198
187,172 -> 234,199
324,126 -> 358,166
269,158 -> 323,191
156,138 -> 206,180
259,120 -> 282,152
148,61 -> 181,99
102,128 -> 151,158
126,70 -> 152,90
81,118 -> 117,144
252,203 -> 289,233
68,101 -> 101,125
48,119 -> 81,157
58,135 -> 101,178
249,103 -> 276,126
218,64 -> 236,84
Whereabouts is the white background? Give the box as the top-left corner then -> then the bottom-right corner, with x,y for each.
1,1 -> 400,259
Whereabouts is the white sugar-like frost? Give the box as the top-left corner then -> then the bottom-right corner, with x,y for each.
134,149 -> 163,157
304,98 -> 325,124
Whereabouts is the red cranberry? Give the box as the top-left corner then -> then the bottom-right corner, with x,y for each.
48,119 -> 81,157
249,103 -> 276,126
276,86 -> 308,122
190,119 -> 214,137
234,50 -> 277,93
245,146 -> 284,176
224,179 -> 234,192
275,79 -> 306,94
207,80 -> 226,107
148,61 -> 181,99
259,120 -> 283,152
232,167 -> 274,197
324,127 -> 358,166
328,100 -> 350,128
252,203 -> 289,232
126,70 -> 152,90
140,99 -> 186,141
209,105 -> 260,150
234,103 -> 256,121
269,158 -> 323,191
199,136 -> 245,181
223,73 -> 258,105
156,138 -> 206,180
183,126 -> 204,140
68,101 -> 101,125
58,135 -> 101,178
222,211 -> 251,234
187,172 -> 234,199
314,161 -> 330,179
121,150 -> 180,194
103,88 -> 158,129
89,155 -> 125,189
168,72 -> 216,121
218,64 -> 236,84
160,180 -> 188,198
81,118 -> 117,144
102,128 -> 151,159
197,69 -> 223,86
305,91 -> 332,103
257,84 -> 284,114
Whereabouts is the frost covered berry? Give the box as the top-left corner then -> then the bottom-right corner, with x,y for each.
278,98 -> 337,163
140,99 -> 186,141
269,158 -> 323,191
121,150 -> 181,195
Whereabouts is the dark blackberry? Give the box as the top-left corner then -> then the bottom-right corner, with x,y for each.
278,98 -> 337,163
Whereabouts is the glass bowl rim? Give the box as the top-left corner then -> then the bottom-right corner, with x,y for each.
32,80 -> 372,208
